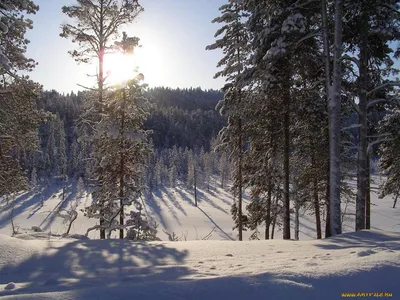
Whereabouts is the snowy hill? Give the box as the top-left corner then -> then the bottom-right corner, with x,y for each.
0,230 -> 399,299
0,178 -> 399,241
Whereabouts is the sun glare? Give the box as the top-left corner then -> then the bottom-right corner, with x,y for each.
104,52 -> 137,85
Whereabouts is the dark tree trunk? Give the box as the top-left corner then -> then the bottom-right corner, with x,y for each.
393,192 -> 399,209
283,67 -> 291,240
314,178 -> 322,239
66,212 -> 78,235
98,2 -> 106,240
365,154 -> 371,229
325,164 -> 331,238
356,14 -> 369,232
271,214 -> 276,240
119,90 -> 126,239
265,176 -> 272,240
238,118 -> 243,241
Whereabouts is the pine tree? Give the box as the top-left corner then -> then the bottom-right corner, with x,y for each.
0,1 -> 40,197
57,119 -> 67,179
340,0 -> 400,231
207,0 -> 250,240
379,108 -> 400,208
69,140 -> 79,177
85,32 -> 152,239
61,0 -> 144,239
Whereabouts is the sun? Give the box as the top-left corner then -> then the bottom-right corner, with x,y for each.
103,52 -> 138,85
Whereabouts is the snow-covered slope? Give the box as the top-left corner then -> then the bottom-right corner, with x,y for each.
0,178 -> 399,241
0,230 -> 399,299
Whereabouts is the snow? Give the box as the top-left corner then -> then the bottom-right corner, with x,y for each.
0,230 -> 399,299
0,177 -> 399,240
0,178 -> 399,299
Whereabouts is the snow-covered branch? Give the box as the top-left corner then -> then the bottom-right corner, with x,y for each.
367,137 -> 393,154
295,31 -> 321,48
367,82 -> 400,96
340,54 -> 360,68
367,98 -> 400,109
341,124 -> 361,131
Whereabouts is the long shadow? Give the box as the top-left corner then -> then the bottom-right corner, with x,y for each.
0,238 -> 190,297
159,186 -> 187,217
28,200 -> 44,219
196,188 -> 229,215
315,230 -> 400,251
2,240 -> 399,299
41,183 -> 79,231
174,187 -> 195,207
146,188 -> 182,228
0,184 -> 61,228
197,207 -> 234,241
211,188 -> 233,207
144,192 -> 170,230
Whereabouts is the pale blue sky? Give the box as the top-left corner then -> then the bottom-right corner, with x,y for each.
25,0 -> 227,93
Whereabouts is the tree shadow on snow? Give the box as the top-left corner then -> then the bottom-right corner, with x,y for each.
40,183 -> 79,231
197,207 -> 234,241
315,230 -> 400,251
0,184 -> 61,229
0,238 -> 190,297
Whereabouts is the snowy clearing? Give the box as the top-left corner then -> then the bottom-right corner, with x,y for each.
0,178 -> 399,241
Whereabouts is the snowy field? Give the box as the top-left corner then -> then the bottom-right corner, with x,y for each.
0,178 -> 399,299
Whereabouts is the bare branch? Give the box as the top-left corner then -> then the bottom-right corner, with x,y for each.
202,227 -> 216,240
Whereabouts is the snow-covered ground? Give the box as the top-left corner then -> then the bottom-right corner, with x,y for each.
0,231 -> 399,299
0,178 -> 399,299
0,177 -> 398,240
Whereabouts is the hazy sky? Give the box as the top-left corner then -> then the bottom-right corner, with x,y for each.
25,0 -> 227,93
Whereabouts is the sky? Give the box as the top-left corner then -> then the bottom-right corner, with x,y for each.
25,0 -> 227,93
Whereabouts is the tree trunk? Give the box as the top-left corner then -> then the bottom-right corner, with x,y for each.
194,165 -> 197,207
66,211 -> 78,235
325,164 -> 331,238
321,0 -> 331,240
283,67 -> 291,240
271,213 -> 276,240
356,14 -> 369,232
329,0 -> 343,236
393,192 -> 399,209
314,178 -> 322,239
365,154 -> 371,229
98,2 -> 106,240
265,176 -> 272,240
238,117 -> 243,241
119,88 -> 127,239
294,183 -> 300,241
310,139 -> 322,239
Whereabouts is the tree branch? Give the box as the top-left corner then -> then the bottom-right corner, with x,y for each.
367,82 -> 400,96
